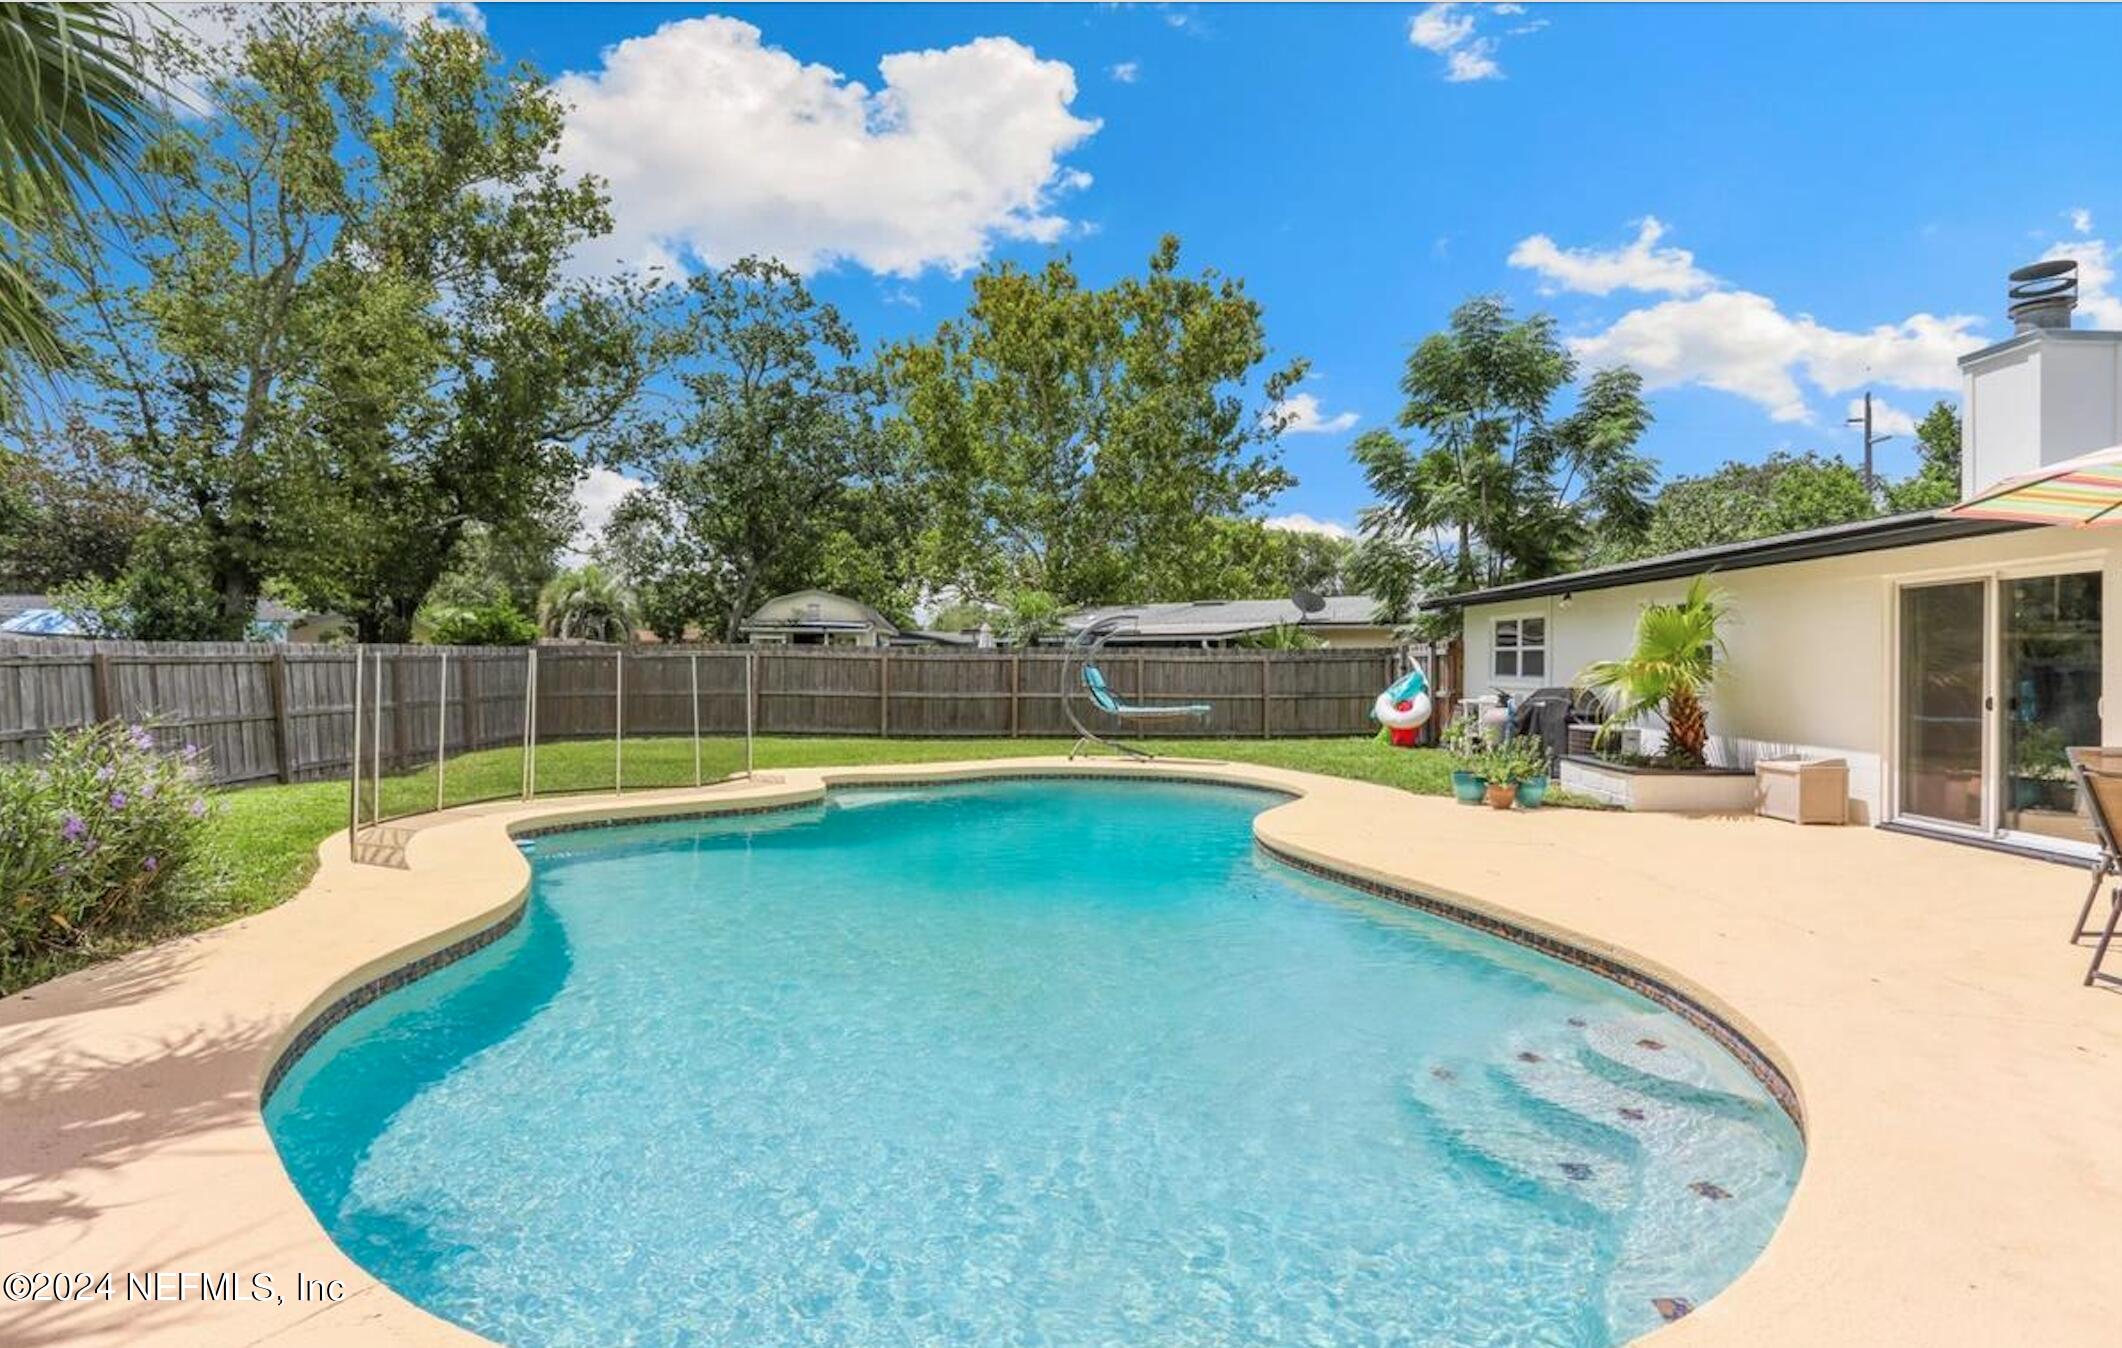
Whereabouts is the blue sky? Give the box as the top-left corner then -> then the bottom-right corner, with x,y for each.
466,2 -> 2122,539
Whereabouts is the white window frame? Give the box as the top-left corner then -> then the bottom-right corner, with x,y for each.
1490,615 -> 1549,682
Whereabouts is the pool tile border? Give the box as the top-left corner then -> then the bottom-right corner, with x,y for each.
260,903 -> 527,1104
1258,839 -> 1805,1134
264,771 -> 1799,1145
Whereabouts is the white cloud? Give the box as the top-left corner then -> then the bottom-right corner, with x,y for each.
1409,4 -> 1477,52
1508,216 -> 1714,297
1108,61 -> 1140,83
568,466 -> 645,562
1265,513 -> 1356,540
1408,3 -> 1532,82
1569,288 -> 1981,423
554,16 -> 1099,278
2040,237 -> 2122,329
1846,395 -> 1917,438
1445,43 -> 1502,82
1269,391 -> 1359,436
2071,207 -> 2095,235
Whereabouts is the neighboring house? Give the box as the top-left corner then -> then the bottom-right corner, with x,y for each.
1065,596 -> 1398,649
740,589 -> 900,647
0,594 -> 345,643
1427,262 -> 2115,857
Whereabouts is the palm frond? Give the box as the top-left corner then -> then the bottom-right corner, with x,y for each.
0,2 -> 161,414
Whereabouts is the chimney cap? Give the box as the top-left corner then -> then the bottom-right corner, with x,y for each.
2008,258 -> 2077,331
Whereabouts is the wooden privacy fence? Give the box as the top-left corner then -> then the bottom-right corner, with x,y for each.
1,639 -> 1404,790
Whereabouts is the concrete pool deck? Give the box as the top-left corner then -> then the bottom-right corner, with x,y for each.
1,757 -> 2117,1345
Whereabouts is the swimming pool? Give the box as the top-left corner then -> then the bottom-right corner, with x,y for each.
266,778 -> 1801,1346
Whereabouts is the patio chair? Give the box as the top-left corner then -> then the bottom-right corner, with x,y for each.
1064,616 -> 1212,760
2065,748 -> 2122,988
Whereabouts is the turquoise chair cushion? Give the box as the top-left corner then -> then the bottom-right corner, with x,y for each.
1083,665 -> 1122,714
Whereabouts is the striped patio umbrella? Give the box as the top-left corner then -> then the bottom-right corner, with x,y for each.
1947,443 -> 2122,526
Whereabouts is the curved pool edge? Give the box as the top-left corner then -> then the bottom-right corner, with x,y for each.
2,755 -> 2108,1347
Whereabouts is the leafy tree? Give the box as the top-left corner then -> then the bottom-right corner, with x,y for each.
1885,401 -> 1962,512
0,2 -> 157,418
603,257 -> 911,641
1628,451 -> 1874,558
886,236 -> 1302,606
52,526 -> 230,640
997,587 -> 1066,644
1353,297 -> 1653,630
0,417 -> 153,588
43,8 -> 657,640
536,564 -> 636,642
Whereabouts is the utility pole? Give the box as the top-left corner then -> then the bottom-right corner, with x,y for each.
1847,391 -> 1896,498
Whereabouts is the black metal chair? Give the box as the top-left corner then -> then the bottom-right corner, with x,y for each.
2066,747 -> 2122,988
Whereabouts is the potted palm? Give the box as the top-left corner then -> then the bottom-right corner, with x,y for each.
1578,576 -> 1729,769
1443,714 -> 1486,803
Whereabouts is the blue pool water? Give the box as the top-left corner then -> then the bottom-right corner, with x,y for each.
266,780 -> 1801,1346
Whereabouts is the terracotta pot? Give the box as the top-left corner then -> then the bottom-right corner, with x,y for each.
1484,782 -> 1518,810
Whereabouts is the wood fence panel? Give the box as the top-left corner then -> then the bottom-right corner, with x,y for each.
0,639 -> 1415,785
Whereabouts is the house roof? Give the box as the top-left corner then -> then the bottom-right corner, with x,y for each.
0,593 -> 50,621
740,589 -> 900,635
1066,595 -> 1385,639
1419,510 -> 2039,611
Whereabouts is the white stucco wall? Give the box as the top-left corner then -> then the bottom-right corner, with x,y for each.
1962,329 -> 2122,496
1459,526 -> 2122,827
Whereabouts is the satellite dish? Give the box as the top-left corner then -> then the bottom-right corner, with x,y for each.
1291,588 -> 1327,616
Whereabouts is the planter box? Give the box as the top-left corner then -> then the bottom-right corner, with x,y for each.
1558,754 -> 1758,813
1755,756 -> 1849,825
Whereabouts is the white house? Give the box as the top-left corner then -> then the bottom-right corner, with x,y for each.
1430,262 -> 2118,858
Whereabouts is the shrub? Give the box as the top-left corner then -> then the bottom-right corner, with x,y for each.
0,722 -> 216,981
425,599 -> 538,646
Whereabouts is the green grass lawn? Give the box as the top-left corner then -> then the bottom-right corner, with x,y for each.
11,736 -> 1501,997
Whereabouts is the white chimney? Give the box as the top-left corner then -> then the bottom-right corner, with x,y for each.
1960,258 -> 2122,499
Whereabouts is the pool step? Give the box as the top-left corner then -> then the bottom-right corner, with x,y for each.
1404,1057 -> 1634,1219
1410,1017 -> 1802,1337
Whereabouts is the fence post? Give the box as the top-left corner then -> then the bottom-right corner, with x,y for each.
521,647 -> 538,801
690,651 -> 702,787
744,649 -> 756,779
370,648 -> 383,826
90,651 -> 113,723
1009,654 -> 1020,738
271,649 -> 296,781
1261,652 -> 1273,738
348,646 -> 363,857
434,648 -> 449,813
879,648 -> 891,738
614,648 -> 624,795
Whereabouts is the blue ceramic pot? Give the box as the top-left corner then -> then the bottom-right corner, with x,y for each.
1450,770 -> 1486,804
1515,775 -> 1550,809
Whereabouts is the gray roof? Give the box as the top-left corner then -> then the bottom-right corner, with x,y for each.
0,593 -> 50,620
1066,595 -> 1386,638
1420,509 -> 2037,611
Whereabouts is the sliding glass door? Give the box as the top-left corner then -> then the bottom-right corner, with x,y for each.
1895,568 -> 2104,850
1999,572 -> 2102,846
1898,581 -> 1988,828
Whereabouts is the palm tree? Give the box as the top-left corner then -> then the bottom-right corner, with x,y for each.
1577,575 -> 1729,767
0,3 -> 158,416
536,565 -> 639,643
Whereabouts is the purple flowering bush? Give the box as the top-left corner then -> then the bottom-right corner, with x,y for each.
1,722 -> 216,980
